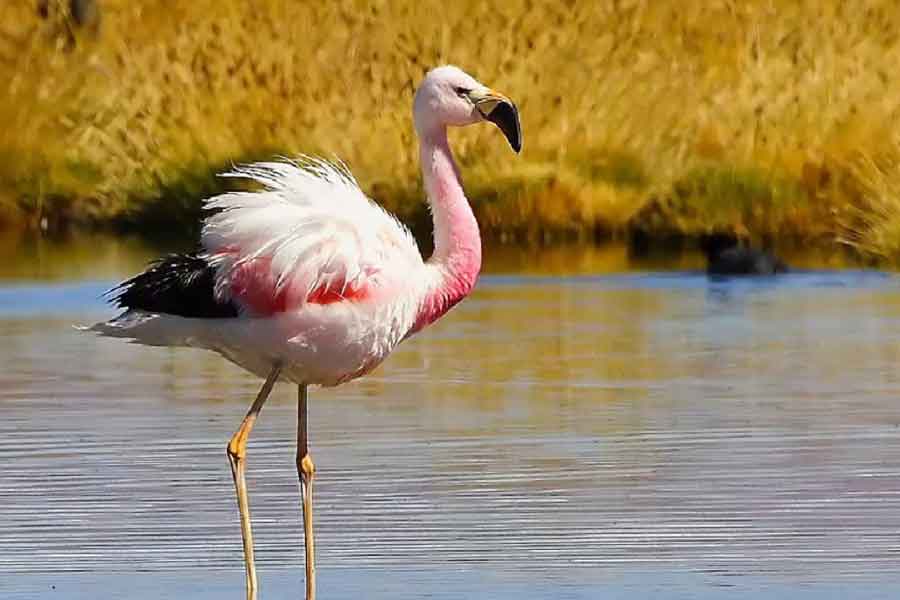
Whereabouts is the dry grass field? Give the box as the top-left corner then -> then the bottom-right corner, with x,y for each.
2,0 -> 900,259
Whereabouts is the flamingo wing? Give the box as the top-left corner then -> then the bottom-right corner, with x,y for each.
201,158 -> 423,316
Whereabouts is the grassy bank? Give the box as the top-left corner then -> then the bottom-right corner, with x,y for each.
2,1 -> 900,259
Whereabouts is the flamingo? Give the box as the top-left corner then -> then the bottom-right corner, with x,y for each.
88,65 -> 521,600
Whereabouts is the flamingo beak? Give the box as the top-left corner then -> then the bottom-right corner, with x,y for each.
470,88 -> 522,153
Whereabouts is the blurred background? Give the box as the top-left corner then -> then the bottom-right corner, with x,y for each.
2,0 -> 900,263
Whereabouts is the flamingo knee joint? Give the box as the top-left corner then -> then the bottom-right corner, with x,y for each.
298,453 -> 315,479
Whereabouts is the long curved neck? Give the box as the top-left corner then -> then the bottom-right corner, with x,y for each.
412,125 -> 482,331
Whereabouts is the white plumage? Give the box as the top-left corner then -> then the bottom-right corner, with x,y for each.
92,157 -> 443,386
93,158 -> 436,386
204,157 -> 423,314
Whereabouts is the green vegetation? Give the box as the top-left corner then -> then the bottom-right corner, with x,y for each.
2,1 -> 900,260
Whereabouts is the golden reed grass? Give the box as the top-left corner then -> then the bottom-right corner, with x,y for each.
2,0 -> 900,257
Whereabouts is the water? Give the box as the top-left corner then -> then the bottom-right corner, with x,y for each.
2,237 -> 900,599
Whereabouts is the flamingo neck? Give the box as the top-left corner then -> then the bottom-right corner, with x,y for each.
412,125 -> 482,331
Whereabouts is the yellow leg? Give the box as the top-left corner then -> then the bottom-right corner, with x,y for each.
297,384 -> 316,600
226,364 -> 282,600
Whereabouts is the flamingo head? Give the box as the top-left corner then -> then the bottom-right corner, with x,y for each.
413,65 -> 522,153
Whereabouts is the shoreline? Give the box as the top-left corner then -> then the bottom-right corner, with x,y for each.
0,226 -> 874,286
0,169 -> 860,266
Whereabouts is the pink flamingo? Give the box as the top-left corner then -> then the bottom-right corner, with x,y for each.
89,65 -> 521,600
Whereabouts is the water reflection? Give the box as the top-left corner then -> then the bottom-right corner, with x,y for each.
0,231 -> 870,283
0,232 -> 159,281
1,238 -> 900,599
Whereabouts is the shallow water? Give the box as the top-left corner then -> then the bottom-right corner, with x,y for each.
2,239 -> 900,599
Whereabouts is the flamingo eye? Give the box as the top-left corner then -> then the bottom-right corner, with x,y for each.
454,86 -> 471,97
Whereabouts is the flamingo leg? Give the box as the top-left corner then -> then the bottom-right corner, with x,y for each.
226,364 -> 282,600
297,384 -> 317,600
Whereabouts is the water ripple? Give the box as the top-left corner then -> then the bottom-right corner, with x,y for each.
2,274 -> 900,592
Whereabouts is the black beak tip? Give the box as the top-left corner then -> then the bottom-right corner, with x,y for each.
508,129 -> 522,154
485,101 -> 522,154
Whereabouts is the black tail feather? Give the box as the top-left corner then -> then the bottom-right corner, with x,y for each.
108,253 -> 239,318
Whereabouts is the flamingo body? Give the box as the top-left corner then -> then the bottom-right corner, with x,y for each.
93,66 -> 520,389
86,65 -> 521,600
96,159 -> 434,386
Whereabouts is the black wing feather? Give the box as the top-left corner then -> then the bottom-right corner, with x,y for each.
107,253 -> 239,318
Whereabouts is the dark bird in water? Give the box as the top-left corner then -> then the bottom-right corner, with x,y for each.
700,233 -> 788,276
